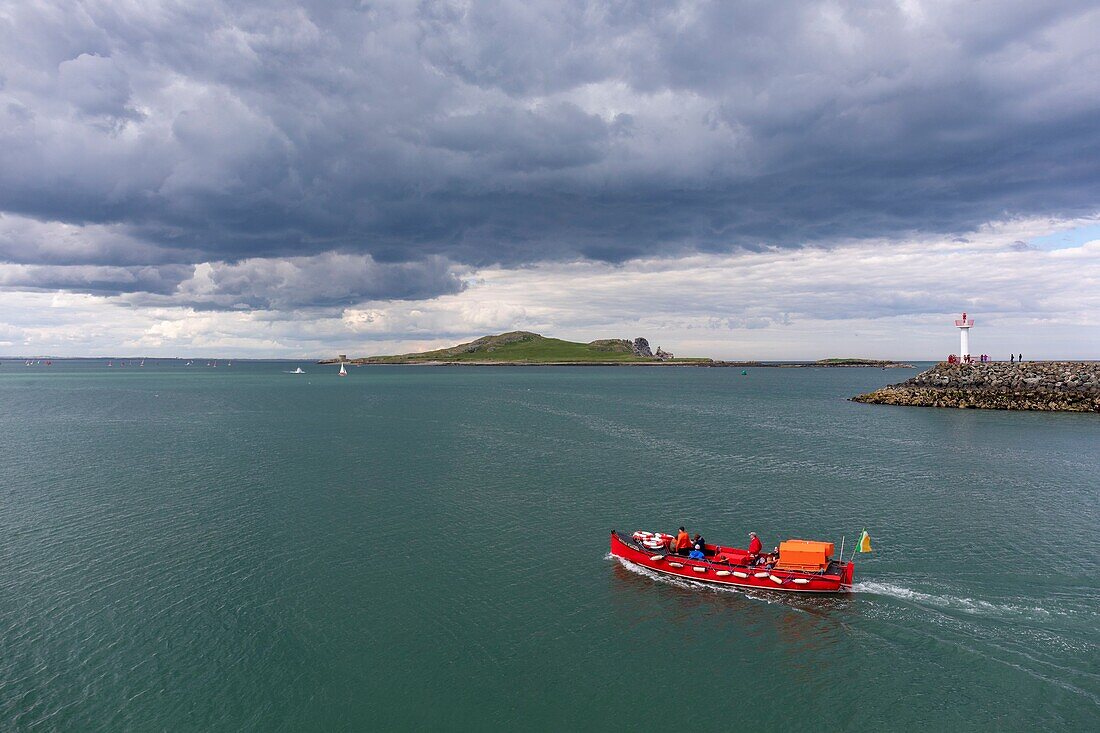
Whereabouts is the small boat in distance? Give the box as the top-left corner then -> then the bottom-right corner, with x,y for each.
286,367 -> 306,374
338,362 -> 348,377
610,530 -> 854,593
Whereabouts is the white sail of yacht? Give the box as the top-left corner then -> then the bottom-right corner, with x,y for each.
338,362 -> 348,376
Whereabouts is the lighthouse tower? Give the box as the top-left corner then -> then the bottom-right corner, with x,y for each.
954,312 -> 974,361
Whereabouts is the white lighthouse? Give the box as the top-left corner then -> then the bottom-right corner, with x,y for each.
954,311 -> 974,361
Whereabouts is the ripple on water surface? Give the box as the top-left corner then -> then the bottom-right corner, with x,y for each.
0,362 -> 1097,729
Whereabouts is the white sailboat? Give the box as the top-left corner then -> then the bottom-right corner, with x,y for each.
338,362 -> 348,377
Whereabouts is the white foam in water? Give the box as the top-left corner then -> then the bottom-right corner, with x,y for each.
854,581 -> 1052,617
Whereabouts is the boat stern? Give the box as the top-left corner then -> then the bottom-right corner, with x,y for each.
841,560 -> 855,587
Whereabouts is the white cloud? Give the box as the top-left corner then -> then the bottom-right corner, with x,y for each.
2,216 -> 1097,359
335,217 -> 1100,359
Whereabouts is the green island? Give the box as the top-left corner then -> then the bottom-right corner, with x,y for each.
320,331 -> 912,367
326,331 -> 708,365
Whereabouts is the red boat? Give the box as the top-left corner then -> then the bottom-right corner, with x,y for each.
610,530 -> 854,594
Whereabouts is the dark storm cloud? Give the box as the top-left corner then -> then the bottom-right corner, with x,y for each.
0,263 -> 192,296
1,0 -> 1098,305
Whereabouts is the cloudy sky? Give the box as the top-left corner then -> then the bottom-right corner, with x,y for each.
1,0 -> 1098,359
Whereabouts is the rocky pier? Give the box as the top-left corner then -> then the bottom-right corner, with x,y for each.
852,361 -> 1100,412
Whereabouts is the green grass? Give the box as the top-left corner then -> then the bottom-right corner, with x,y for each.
360,332 -> 710,364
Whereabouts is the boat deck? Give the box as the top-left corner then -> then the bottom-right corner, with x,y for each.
615,530 -> 842,578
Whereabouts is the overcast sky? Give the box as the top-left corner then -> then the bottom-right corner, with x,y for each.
1,0 -> 1098,358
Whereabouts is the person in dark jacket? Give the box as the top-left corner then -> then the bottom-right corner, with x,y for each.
688,534 -> 706,559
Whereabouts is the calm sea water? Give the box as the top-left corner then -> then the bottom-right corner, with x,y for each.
1,360 -> 1097,731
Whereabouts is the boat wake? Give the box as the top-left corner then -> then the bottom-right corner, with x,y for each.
854,581 -> 1053,618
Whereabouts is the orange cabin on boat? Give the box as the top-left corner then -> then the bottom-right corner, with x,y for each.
775,540 -> 835,572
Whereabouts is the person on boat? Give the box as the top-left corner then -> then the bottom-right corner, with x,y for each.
674,527 -> 691,555
688,534 -> 706,559
764,547 -> 780,568
747,531 -> 762,563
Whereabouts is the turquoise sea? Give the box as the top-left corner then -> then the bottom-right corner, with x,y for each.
1,360 -> 1097,730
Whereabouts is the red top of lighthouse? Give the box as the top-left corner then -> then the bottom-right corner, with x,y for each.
954,311 -> 974,327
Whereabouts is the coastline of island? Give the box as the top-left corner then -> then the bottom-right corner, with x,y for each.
319,331 -> 915,368
318,359 -> 915,367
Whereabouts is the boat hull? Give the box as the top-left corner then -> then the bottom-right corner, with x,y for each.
610,531 -> 853,594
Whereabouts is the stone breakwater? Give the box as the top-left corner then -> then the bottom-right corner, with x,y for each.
852,361 -> 1100,412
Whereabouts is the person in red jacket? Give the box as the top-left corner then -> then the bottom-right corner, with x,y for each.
674,527 -> 691,555
747,531 -> 763,562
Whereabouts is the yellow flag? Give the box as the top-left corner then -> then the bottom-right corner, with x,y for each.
858,530 -> 872,553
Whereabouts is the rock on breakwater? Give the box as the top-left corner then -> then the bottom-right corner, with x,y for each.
852,361 -> 1100,412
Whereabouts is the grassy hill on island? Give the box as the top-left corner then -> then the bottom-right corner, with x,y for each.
342,332 -> 709,364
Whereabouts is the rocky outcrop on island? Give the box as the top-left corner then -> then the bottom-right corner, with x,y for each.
632,338 -> 653,357
853,361 -> 1100,412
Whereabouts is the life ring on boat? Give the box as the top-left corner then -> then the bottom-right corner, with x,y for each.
732,571 -> 749,578
753,572 -> 769,578
715,570 -> 731,577
792,578 -> 810,585
643,540 -> 664,549
668,562 -> 684,568
769,575 -> 783,584
633,531 -> 654,540
692,566 -> 706,573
